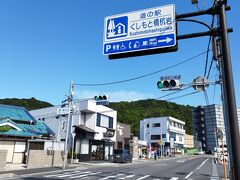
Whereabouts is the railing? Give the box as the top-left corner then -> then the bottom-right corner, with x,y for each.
168,125 -> 185,134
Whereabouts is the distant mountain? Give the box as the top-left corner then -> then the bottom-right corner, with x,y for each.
0,97 -> 53,111
108,99 -> 193,137
0,98 -> 193,137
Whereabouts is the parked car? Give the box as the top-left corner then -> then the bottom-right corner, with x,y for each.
194,151 -> 205,155
113,149 -> 132,163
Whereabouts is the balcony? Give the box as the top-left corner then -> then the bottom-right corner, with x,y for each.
168,125 -> 185,134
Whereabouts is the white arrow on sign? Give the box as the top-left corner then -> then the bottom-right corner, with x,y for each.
158,37 -> 173,43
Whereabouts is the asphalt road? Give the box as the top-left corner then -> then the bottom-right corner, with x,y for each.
6,155 -> 224,180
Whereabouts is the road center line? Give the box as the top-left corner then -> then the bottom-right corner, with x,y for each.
196,158 -> 209,170
170,177 -> 179,180
185,171 -> 194,179
136,175 -> 150,180
184,158 -> 209,179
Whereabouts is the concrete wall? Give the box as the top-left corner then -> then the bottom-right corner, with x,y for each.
27,150 -> 63,169
0,150 -> 7,168
184,134 -> 194,148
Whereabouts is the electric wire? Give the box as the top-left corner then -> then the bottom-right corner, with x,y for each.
155,86 -> 192,100
165,91 -> 199,101
74,50 -> 210,87
207,56 -> 214,79
203,1 -> 216,77
204,36 -> 212,77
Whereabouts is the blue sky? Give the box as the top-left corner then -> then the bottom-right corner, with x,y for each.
0,0 -> 239,107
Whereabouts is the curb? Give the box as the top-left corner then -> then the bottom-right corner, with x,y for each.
0,173 -> 14,179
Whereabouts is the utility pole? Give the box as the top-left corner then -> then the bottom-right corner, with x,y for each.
63,82 -> 74,169
217,1 -> 240,179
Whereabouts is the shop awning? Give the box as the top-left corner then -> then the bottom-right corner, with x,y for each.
74,125 -> 96,133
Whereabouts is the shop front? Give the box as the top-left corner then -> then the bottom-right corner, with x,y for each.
90,139 -> 114,161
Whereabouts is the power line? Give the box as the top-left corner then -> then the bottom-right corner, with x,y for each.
74,50 -> 209,87
155,86 -> 192,100
165,91 -> 199,101
207,56 -> 214,78
203,1 -> 216,77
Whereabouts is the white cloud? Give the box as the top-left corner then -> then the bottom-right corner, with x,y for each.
74,90 -> 154,102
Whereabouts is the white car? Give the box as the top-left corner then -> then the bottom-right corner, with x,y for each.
194,151 -> 204,155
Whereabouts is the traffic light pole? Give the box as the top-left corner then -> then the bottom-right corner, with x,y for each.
174,2 -> 239,179
217,1 -> 240,179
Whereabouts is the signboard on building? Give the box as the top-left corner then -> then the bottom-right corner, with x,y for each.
103,4 -> 177,57
57,108 -> 70,115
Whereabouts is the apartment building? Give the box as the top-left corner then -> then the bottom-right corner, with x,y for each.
140,116 -> 185,155
192,104 -> 240,152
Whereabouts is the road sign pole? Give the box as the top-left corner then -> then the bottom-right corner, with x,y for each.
217,1 -> 240,179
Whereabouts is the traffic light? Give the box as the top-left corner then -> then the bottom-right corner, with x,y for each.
94,95 -> 108,101
94,95 -> 109,105
157,79 -> 181,90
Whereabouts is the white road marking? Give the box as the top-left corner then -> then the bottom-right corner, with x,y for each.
150,164 -> 167,167
44,170 -> 83,177
57,171 -> 91,178
69,172 -> 101,179
170,177 -> 179,180
118,174 -> 136,179
99,173 -> 124,180
19,167 -> 87,178
196,158 -> 209,170
136,175 -> 151,180
185,171 -> 194,179
184,158 -> 209,179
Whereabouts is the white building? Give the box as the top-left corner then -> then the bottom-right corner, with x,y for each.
30,99 -> 117,162
140,116 -> 185,155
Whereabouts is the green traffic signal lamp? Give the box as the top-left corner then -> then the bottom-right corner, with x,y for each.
157,79 -> 181,90
94,96 -> 99,101
157,81 -> 164,89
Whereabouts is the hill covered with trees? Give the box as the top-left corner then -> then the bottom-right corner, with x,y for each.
0,97 -> 53,111
0,98 -> 193,137
108,99 -> 193,137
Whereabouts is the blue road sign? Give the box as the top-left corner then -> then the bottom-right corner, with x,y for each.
103,4 -> 176,55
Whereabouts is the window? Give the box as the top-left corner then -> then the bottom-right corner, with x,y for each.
146,124 -> 149,128
152,123 -> 160,127
96,113 -> 114,128
29,142 -> 44,150
179,137 -> 182,142
162,134 -> 166,138
109,117 -> 113,128
96,113 -> 101,126
151,135 -> 161,140
170,132 -> 176,141
117,142 -> 123,149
